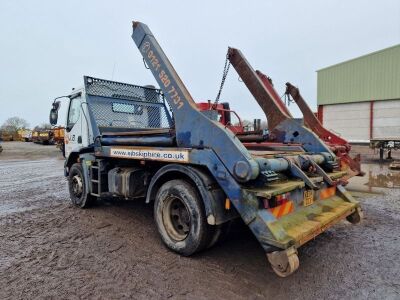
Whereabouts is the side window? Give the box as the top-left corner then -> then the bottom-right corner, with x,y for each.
67,97 -> 81,127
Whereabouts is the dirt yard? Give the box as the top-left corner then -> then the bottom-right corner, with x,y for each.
0,142 -> 399,299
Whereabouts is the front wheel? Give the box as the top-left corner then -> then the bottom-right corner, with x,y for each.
154,179 -> 213,256
68,163 -> 96,208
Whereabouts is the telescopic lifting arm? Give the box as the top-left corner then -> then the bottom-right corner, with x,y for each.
285,83 -> 349,147
227,48 -> 291,131
255,70 -> 293,120
131,21 -> 337,185
131,21 -> 259,182
285,83 -> 363,175
227,47 -> 335,156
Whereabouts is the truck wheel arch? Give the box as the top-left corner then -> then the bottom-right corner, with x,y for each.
64,152 -> 80,176
64,147 -> 95,176
146,164 -> 237,225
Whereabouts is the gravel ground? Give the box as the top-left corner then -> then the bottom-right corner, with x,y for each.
0,142 -> 399,299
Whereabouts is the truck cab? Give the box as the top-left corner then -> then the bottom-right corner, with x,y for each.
63,89 -> 91,158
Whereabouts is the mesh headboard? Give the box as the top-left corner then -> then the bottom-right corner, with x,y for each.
84,76 -> 173,130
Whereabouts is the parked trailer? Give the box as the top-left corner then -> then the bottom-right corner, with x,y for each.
53,126 -> 65,144
370,138 -> 400,161
53,126 -> 65,154
368,100 -> 400,160
49,21 -> 361,277
0,132 -> 17,141
33,130 -> 54,145
17,129 -> 32,142
31,131 -> 39,143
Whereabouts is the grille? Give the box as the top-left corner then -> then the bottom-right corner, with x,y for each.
84,76 -> 172,130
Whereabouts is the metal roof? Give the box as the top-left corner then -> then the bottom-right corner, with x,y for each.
317,44 -> 400,105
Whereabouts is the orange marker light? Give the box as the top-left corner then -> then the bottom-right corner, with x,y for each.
225,198 -> 231,210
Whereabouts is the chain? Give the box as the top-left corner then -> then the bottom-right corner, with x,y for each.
214,52 -> 231,105
282,91 -> 294,106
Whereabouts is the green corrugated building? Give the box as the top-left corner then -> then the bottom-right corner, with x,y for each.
317,44 -> 400,143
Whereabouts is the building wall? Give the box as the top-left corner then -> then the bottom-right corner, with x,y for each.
373,100 -> 400,138
317,44 -> 400,106
322,102 -> 370,142
320,99 -> 400,142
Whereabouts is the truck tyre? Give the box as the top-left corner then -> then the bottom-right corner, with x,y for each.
68,163 -> 95,208
154,179 -> 213,256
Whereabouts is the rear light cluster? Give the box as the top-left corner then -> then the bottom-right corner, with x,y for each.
320,186 -> 336,200
262,192 -> 291,209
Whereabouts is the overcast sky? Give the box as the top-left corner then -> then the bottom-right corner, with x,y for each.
0,0 -> 399,128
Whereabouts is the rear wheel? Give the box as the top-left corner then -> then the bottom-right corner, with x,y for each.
154,179 -> 212,256
68,163 -> 96,208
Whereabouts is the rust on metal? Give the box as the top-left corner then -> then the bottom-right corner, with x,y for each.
256,70 -> 293,118
285,82 -> 364,176
285,82 -> 347,145
227,47 -> 291,131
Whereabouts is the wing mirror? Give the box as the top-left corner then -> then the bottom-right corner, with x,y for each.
49,101 -> 61,126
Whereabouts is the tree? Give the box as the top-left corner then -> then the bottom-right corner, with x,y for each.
0,117 -> 29,134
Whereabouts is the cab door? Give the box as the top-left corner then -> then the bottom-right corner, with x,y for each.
65,95 -> 83,158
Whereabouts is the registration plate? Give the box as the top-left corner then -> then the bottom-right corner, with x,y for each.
303,190 -> 314,206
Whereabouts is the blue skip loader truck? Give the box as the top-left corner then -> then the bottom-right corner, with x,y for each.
49,21 -> 362,277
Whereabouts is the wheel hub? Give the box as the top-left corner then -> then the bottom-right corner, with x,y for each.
71,175 -> 83,198
162,196 -> 191,241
